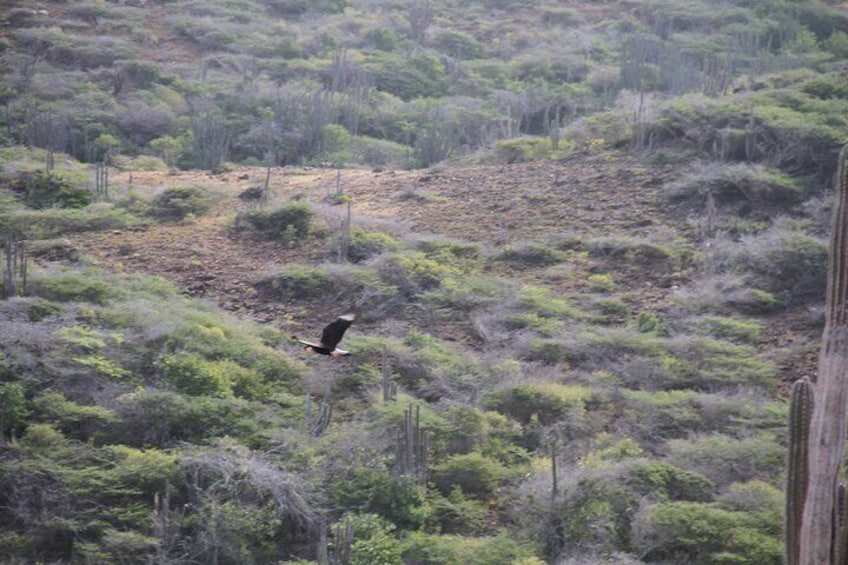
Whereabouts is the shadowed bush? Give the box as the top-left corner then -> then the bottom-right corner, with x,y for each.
239,201 -> 314,242
483,383 -> 594,426
11,171 -> 93,210
253,263 -> 333,301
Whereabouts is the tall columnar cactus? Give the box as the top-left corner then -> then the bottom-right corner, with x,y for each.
305,393 -> 333,437
333,515 -> 354,565
381,346 -> 397,403
551,436 -> 559,500
95,162 -> 108,200
786,376 -> 814,565
799,144 -> 848,564
396,403 -> 429,484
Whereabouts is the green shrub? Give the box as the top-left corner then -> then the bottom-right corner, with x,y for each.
263,0 -> 346,15
553,473 -> 637,555
253,263 -> 332,300
664,163 -> 804,210
426,487 -> 490,535
586,236 -> 680,273
634,500 -> 781,564
587,273 -> 616,293
158,353 -> 236,398
148,186 -> 213,221
316,123 -> 352,165
423,274 -> 506,315
619,390 -> 704,445
579,325 -> 665,358
433,30 -> 485,60
521,338 -> 572,365
628,460 -> 715,503
484,383 -> 592,426
739,227 -> 827,304
630,311 -> 662,334
348,227 -> 401,262
497,243 -> 566,267
351,135 -> 410,168
363,27 -> 401,51
376,252 -> 457,296
518,285 -> 584,319
328,466 -> 425,531
662,334 -> 777,389
475,410 -> 529,466
240,201 -> 313,242
730,288 -> 783,314
29,272 -> 118,305
664,432 -> 785,488
0,382 -> 29,439
111,389 -> 257,447
33,391 -> 116,441
403,531 -> 539,565
416,238 -> 481,265
675,275 -> 784,315
11,170 -> 93,209
342,513 -> 404,565
367,52 -> 446,101
19,422 -> 66,451
4,205 -> 138,238
717,480 -> 783,516
431,452 -> 507,500
823,31 -> 848,58
580,435 -> 645,468
689,315 -> 763,342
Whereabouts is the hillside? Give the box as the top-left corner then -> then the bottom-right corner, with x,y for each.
80,157 -> 683,318
1,0 -> 848,564
0,146 -> 828,564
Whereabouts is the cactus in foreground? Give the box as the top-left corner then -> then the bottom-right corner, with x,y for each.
799,143 -> 848,564
786,376 -> 814,565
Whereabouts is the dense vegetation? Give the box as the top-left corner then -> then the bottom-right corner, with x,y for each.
1,0 -> 847,563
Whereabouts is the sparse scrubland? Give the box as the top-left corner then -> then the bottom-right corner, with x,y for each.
1,0 -> 847,563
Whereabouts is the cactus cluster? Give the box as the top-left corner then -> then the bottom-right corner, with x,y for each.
396,403 -> 428,483
788,143 -> 848,565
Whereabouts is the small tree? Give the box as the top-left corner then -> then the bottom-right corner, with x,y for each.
190,107 -> 230,173
0,382 -> 29,441
1,225 -> 27,298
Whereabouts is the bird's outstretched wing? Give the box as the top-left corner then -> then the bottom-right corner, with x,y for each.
320,313 -> 355,350
292,337 -> 322,349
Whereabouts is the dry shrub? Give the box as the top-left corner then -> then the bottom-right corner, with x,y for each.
704,218 -> 827,304
664,162 -> 804,214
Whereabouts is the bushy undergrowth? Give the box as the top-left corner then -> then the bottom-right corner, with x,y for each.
2,0 -> 846,562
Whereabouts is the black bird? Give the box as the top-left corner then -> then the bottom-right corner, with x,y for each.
292,314 -> 355,356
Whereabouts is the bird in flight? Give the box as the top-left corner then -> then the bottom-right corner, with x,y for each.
292,314 -> 356,356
